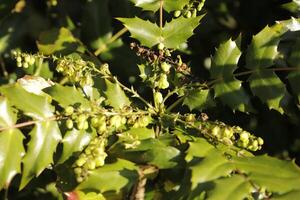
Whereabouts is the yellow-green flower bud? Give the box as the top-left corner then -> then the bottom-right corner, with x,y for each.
158,43 -> 165,50
174,10 -> 181,18
161,62 -> 171,72
185,11 -> 192,18
76,157 -> 87,167
158,74 -> 169,89
154,92 -> 163,104
257,137 -> 264,145
65,106 -> 74,116
211,126 -> 220,137
239,131 -> 249,143
66,119 -> 74,129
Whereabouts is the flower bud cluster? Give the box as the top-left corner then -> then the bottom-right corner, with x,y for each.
56,57 -> 95,86
12,51 -> 36,68
64,106 -> 91,131
73,137 -> 107,182
182,115 -> 264,151
174,0 -> 205,18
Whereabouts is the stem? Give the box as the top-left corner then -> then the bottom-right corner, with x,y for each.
166,97 -> 184,112
94,27 -> 128,56
0,116 -> 58,132
33,57 -> 44,76
0,56 -> 8,77
159,0 -> 163,29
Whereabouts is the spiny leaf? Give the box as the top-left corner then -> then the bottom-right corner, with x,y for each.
37,27 -> 83,55
0,84 -> 54,120
0,97 -> 17,127
287,38 -> 300,102
104,79 -> 131,109
0,129 -> 25,190
183,89 -> 215,111
0,97 -> 24,190
233,155 -> 300,193
58,129 -> 94,164
118,16 -> 204,49
210,39 -> 252,112
273,190 -> 300,200
206,175 -> 253,200
76,159 -> 138,193
249,70 -> 286,113
246,25 -> 286,113
20,121 -> 61,189
130,0 -> 189,12
44,84 -> 91,109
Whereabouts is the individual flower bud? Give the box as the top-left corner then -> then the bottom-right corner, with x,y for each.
24,55 -> 31,63
83,121 -> 89,130
158,43 -> 165,50
76,176 -> 84,183
223,128 -> 233,138
161,62 -> 171,72
192,9 -> 197,18
17,62 -> 22,68
29,56 -> 35,65
16,56 -> 22,63
257,137 -> 264,145
76,157 -> 87,167
239,131 -> 250,144
154,92 -> 163,104
91,117 -> 99,128
110,115 -> 122,129
95,156 -> 106,167
185,11 -> 192,18
98,123 -> 107,133
251,140 -> 259,151
66,119 -> 74,129
86,160 -> 96,170
186,114 -> 196,122
74,167 -> 82,175
197,2 -> 204,11
23,62 -> 29,68
65,106 -> 74,116
158,74 -> 169,89
211,126 -> 221,137
174,10 -> 181,18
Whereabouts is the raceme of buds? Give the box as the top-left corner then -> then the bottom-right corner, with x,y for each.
173,0 -> 205,18
73,137 -> 108,182
12,51 -> 36,69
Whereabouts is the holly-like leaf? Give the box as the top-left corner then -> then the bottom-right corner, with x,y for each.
130,0 -> 190,12
104,79 -> 130,109
118,16 -> 204,49
183,89 -> 215,111
233,155 -> 300,193
37,27 -> 83,55
0,97 -> 24,190
287,38 -> 300,102
44,84 -> 91,109
210,39 -> 252,112
249,70 -> 286,113
0,84 -> 54,120
20,121 -> 62,189
76,159 -> 138,193
206,175 -> 252,200
58,129 -> 94,164
246,25 -> 287,113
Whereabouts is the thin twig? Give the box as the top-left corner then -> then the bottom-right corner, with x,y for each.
159,0 -> 163,29
94,27 -> 128,56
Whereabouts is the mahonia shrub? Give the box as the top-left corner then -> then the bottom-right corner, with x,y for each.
1,0 -> 300,200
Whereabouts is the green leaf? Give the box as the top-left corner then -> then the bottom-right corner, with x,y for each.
0,84 -> 54,119
210,39 -> 251,112
273,190 -> 300,200
0,129 -> 25,190
104,79 -> 130,109
189,147 -> 233,189
118,16 -> 204,48
233,155 -> 300,193
20,121 -> 62,189
58,129 -> 94,164
76,159 -> 138,193
37,27 -> 83,55
0,97 -> 17,127
44,84 -> 91,109
249,70 -> 286,113
162,16 -> 204,49
246,25 -> 284,70
182,88 -> 215,111
130,0 -> 190,12
287,38 -> 300,102
206,175 -> 252,200
246,25 -> 287,112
